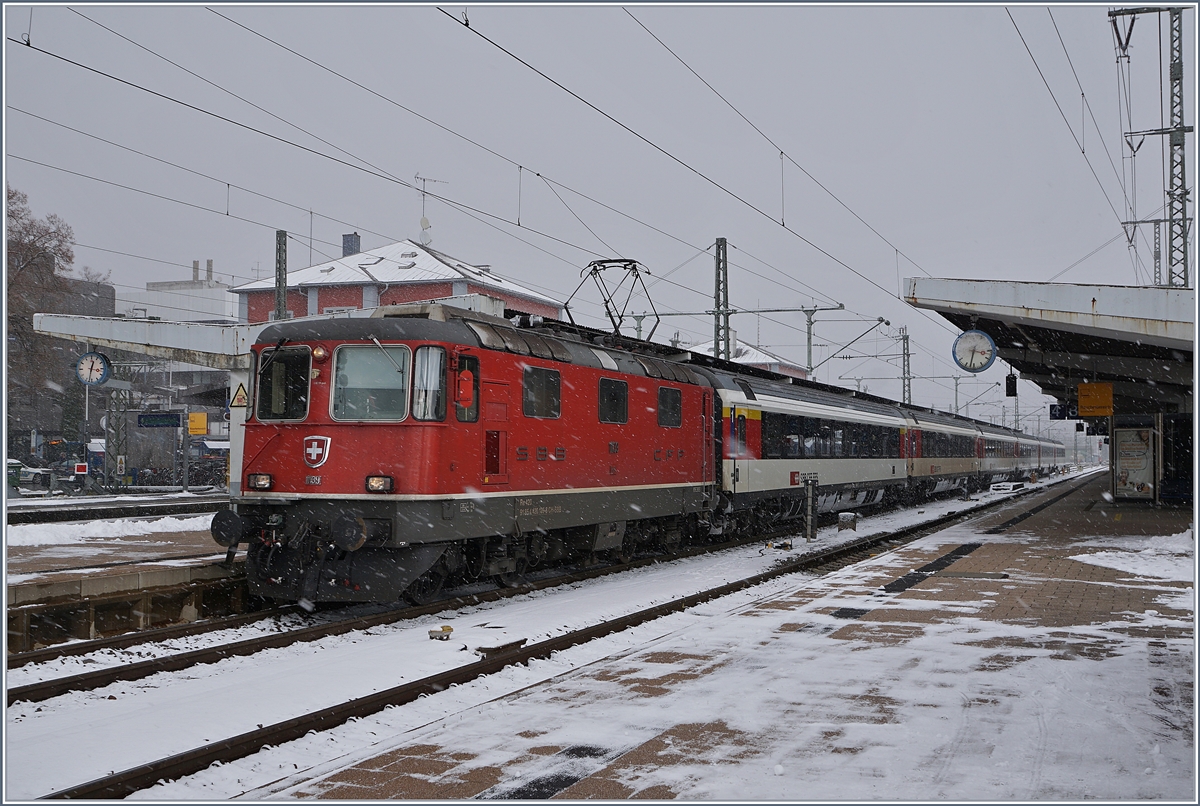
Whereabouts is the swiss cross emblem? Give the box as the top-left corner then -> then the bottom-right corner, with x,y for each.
303,436 -> 331,468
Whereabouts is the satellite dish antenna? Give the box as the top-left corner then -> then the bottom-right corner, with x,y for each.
420,216 -> 430,230
419,230 -> 432,246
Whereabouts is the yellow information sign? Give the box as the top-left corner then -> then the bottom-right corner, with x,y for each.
1077,382 -> 1113,417
188,412 -> 209,436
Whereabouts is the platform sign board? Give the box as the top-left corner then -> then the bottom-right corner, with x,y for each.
1114,428 -> 1154,499
138,412 -> 181,428
1077,383 -> 1113,417
74,462 -> 88,475
1050,404 -> 1066,420
188,412 -> 208,436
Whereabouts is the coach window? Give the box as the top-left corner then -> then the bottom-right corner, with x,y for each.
256,347 -> 311,421
455,355 -> 480,423
523,366 -> 561,418
331,344 -> 410,421
413,346 -> 447,421
598,378 -> 628,424
658,387 -> 682,428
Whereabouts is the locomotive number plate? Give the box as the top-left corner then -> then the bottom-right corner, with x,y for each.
305,475 -> 322,485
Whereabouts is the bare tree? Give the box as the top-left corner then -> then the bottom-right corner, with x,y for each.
7,184 -> 76,356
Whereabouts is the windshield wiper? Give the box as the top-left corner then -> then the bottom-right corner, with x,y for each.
369,336 -> 405,373
257,338 -> 290,376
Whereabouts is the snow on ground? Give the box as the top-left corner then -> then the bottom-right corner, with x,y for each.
5,470 -> 1128,800
5,514 -> 214,547
6,473 -> 1094,689
134,511 -> 1191,801
1070,531 -> 1196,583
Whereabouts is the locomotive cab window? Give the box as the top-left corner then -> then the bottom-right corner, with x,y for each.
523,366 -> 560,419
331,344 -> 411,421
658,387 -> 682,428
412,346 -> 447,421
598,378 -> 628,424
256,347 -> 311,421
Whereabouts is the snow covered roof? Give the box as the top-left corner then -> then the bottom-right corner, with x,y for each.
230,239 -> 561,310
691,339 -> 806,373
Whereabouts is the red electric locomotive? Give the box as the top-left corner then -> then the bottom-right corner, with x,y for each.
213,303 -> 718,604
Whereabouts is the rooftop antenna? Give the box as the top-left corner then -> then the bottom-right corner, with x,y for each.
563,258 -> 660,340
414,173 -> 448,246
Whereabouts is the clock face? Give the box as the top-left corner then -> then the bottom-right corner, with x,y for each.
76,352 -> 110,385
952,330 -> 997,373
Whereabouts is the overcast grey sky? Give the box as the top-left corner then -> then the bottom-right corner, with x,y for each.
4,2 -> 1195,435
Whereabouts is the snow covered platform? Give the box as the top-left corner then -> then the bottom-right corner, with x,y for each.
5,513 -> 243,650
247,473 -> 1193,801
6,512 -> 227,603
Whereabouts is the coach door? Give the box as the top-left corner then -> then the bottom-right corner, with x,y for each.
702,391 -> 713,485
482,380 -> 510,485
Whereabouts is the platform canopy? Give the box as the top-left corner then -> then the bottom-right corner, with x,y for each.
904,278 -> 1194,414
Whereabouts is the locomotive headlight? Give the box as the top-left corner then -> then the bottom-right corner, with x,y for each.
247,473 -> 274,490
365,475 -> 394,493
311,345 -> 329,362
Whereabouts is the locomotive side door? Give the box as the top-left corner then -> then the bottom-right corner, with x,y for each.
482,380 -> 510,485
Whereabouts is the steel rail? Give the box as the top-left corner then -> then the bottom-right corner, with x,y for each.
40,476 -> 1095,800
7,606 -> 296,670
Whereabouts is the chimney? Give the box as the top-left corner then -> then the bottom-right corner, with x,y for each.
192,260 -> 200,282
342,232 -> 361,257
206,259 -> 213,282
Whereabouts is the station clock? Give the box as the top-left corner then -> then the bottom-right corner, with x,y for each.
76,352 -> 112,386
951,330 -> 997,373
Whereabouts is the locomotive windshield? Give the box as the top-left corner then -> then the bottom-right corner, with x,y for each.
255,347 -> 311,420
332,344 -> 411,420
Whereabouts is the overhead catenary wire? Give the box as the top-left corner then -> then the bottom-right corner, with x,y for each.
5,36 -> 612,266
1005,9 -> 1131,231
434,8 -> 957,338
7,105 -> 399,247
74,9 -> 971,361
12,17 -> 1009,404
622,7 -> 934,280
8,24 -> 893,346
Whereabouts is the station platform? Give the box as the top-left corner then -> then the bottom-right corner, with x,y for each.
272,472 -> 1194,801
5,513 -> 244,651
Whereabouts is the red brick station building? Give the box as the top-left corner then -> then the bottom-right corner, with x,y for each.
232,235 -> 563,324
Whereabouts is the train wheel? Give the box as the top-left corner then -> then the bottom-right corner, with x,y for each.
406,570 -> 445,606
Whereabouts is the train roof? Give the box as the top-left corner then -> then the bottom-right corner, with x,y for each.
255,303 -> 1061,443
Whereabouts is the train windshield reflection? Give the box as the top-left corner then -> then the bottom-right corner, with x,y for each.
256,347 -> 311,421
332,344 -> 411,420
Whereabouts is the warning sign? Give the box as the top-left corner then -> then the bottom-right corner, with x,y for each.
230,383 -> 249,407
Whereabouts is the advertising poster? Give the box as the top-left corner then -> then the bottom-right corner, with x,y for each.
1114,429 -> 1154,499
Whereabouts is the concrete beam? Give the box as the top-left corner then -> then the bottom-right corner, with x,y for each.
996,348 -> 1193,386
905,278 -> 1194,352
33,314 -> 264,370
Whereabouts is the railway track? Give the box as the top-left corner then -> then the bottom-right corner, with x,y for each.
40,475 -> 1098,800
